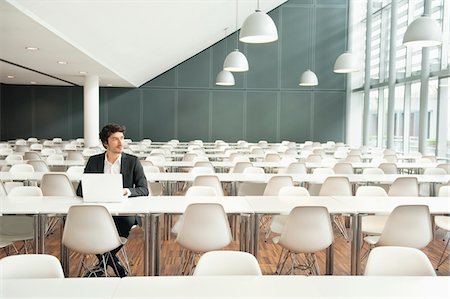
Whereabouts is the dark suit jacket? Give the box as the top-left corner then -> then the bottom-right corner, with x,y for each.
76,153 -> 148,197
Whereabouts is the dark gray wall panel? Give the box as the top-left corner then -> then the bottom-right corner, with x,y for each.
0,1 -> 348,143
313,92 -> 345,142
246,10 -> 280,89
246,92 -> 278,142
211,90 -> 245,142
178,49 -> 211,88
34,86 -> 70,139
1,85 -> 33,140
281,6 -> 311,89
142,89 -> 176,141
69,87 -> 83,138
177,90 -> 210,141
315,7 -> 347,90
105,88 -> 142,140
280,92 -> 312,141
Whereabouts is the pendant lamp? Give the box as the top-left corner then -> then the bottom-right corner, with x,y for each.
224,0 -> 249,72
216,70 -> 235,86
333,52 -> 359,73
216,28 -> 236,86
403,16 -> 442,47
299,69 -> 318,86
239,1 -> 278,43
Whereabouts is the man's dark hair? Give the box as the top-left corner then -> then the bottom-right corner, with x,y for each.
99,123 -> 126,146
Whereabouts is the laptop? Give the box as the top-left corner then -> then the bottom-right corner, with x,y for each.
81,173 -> 126,203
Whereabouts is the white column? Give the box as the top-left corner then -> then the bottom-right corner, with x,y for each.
386,0 -> 397,149
362,0 -> 372,146
83,75 -> 99,148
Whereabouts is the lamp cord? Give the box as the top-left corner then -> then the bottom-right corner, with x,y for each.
236,0 -> 239,49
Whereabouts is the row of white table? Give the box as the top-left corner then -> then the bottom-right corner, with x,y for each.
2,276 -> 449,299
1,195 -> 449,277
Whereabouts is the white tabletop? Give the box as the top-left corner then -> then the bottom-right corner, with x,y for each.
113,276 -> 450,299
1,277 -> 121,299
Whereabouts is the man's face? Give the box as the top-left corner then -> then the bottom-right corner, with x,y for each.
105,131 -> 124,154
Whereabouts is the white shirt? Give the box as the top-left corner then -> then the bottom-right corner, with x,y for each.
103,154 -> 131,196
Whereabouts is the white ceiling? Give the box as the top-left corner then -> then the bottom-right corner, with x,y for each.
0,0 -> 286,87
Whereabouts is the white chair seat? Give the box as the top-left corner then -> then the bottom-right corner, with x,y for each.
435,216 -> 450,231
363,235 -> 380,245
361,215 -> 389,235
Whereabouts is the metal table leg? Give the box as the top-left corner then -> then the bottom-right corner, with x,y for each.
351,213 -> 362,275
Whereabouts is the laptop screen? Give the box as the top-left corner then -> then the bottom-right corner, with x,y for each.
81,173 -> 125,202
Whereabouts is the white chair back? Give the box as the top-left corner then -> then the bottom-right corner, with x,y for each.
62,205 -> 125,255
0,254 -> 65,278
278,206 -> 334,253
319,176 -> 352,196
388,177 -> 419,196
377,205 -> 432,249
176,203 -> 232,252
41,173 -> 76,196
194,251 -> 262,276
364,246 -> 436,276
8,186 -> 43,196
193,175 -> 224,196
263,176 -> 293,196
355,186 -> 388,197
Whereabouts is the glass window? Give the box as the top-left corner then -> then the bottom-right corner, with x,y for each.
394,85 -> 405,152
426,79 -> 438,154
409,82 -> 420,153
369,90 -> 379,147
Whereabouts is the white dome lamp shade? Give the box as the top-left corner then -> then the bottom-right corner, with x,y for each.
239,10 -> 278,43
403,16 -> 442,47
215,70 -> 235,86
223,49 -> 249,72
299,69 -> 318,86
333,52 -> 359,73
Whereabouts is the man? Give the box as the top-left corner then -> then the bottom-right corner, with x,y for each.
76,123 -> 148,277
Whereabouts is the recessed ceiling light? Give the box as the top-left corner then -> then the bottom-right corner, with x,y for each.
57,61 -> 68,65
79,71 -> 87,74
25,46 -> 39,50
7,75 -> 14,79
106,84 -> 113,87
30,81 -> 36,84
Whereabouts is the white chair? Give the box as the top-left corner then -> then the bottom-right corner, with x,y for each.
27,160 -> 50,172
176,203 -> 232,275
265,153 -> 281,162
190,166 -> 215,175
388,177 -> 419,197
263,176 -> 293,196
436,163 -> 450,174
356,186 -> 389,238
236,168 -> 266,196
307,167 -> 335,196
269,187 -> 310,241
363,205 -> 433,249
434,185 -> 450,270
0,187 -> 43,254
40,148 -> 56,156
319,176 -> 353,240
230,161 -> 253,173
276,206 -> 334,275
277,162 -> 307,174
421,168 -> 447,196
333,162 -> 353,174
0,254 -> 65,278
171,186 -> 219,235
344,155 -> 361,163
5,154 -> 23,162
67,151 -> 85,161
194,251 -> 262,276
143,165 -> 164,196
29,144 -> 43,151
46,154 -> 64,162
243,166 -> 265,174
62,205 -> 129,277
40,173 -> 76,196
379,163 -> 397,174
364,246 -> 436,276
193,175 -> 224,196
305,154 -> 322,163
23,151 -> 41,160
9,164 -> 34,173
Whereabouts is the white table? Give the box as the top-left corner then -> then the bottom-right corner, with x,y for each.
114,276 -> 450,299
1,277 -> 121,299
